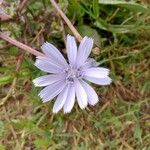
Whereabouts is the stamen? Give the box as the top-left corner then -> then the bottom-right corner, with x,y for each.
64,66 -> 83,84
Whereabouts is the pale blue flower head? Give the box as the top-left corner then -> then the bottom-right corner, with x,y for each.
33,35 -> 112,113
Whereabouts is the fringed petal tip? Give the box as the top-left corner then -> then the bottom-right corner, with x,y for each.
63,110 -> 71,114
32,79 -> 38,87
52,109 -> 59,114
41,41 -> 49,48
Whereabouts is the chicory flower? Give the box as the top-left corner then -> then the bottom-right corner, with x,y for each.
33,35 -> 112,113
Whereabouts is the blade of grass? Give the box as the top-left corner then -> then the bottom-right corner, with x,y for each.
99,0 -> 150,13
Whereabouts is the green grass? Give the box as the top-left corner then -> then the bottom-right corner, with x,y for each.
0,0 -> 150,149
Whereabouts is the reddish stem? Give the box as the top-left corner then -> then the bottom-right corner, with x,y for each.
0,31 -> 44,57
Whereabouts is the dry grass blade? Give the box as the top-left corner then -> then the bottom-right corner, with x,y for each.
50,0 -> 82,42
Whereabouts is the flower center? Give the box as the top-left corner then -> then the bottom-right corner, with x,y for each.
64,66 -> 83,84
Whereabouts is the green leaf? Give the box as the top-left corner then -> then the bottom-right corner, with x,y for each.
7,46 -> 19,55
93,0 -> 99,18
0,75 -> 13,86
99,0 -> 150,13
95,20 -> 149,33
68,0 -> 84,22
34,139 -> 50,149
77,25 -> 101,47
134,126 -> 142,142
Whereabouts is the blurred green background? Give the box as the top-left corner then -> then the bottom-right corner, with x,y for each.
0,0 -> 150,149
